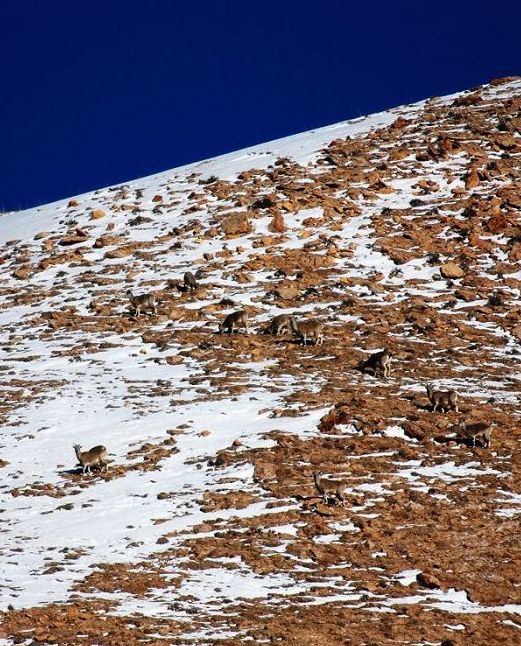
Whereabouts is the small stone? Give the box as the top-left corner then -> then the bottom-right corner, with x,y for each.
391,116 -> 409,129
464,168 -> 480,189
165,354 -> 183,365
234,272 -> 253,284
268,211 -> 286,233
389,147 -> 409,161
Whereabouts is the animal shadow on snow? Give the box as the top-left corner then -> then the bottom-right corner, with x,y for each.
58,464 -> 110,478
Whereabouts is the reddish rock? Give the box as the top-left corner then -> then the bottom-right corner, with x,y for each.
438,136 -> 454,153
490,76 -> 519,86
415,179 -> 440,193
12,265 -> 31,280
59,233 -> 89,246
486,214 -> 509,234
90,209 -> 105,220
440,262 -> 464,279
500,189 -> 521,209
257,236 -> 277,247
512,324 -> 521,341
280,200 -> 299,212
464,168 -> 480,189
319,405 -> 352,432
369,179 -> 394,193
508,243 -> 521,262
452,92 -> 482,106
388,147 -> 410,161
234,272 -> 253,284
275,283 -> 300,300
468,231 -> 494,251
104,246 -> 134,259
269,211 -> 286,233
221,213 -> 252,236
165,355 -> 183,365
454,288 -> 477,302
416,571 -> 442,590
391,116 -> 409,129
93,234 -> 124,248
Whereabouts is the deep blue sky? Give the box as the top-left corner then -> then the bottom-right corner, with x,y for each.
1,1 -> 519,211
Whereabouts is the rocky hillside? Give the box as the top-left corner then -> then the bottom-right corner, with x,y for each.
1,76 -> 520,646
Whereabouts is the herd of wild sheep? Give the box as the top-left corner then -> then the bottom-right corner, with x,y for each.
73,271 -> 493,482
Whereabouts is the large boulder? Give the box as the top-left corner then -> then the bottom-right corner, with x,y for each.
440,262 -> 464,279
221,213 -> 252,236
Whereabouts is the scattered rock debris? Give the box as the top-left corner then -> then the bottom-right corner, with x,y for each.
1,77 -> 521,646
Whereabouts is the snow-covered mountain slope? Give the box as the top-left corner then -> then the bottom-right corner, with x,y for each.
1,77 -> 521,645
